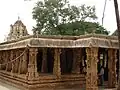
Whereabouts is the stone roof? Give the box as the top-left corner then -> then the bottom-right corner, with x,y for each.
14,20 -> 25,27
0,34 -> 118,50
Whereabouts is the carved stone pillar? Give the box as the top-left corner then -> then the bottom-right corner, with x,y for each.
1,52 -> 5,70
72,48 -> 82,74
5,51 -> 9,71
27,48 -> 38,80
8,50 -> 12,72
0,52 -> 3,70
14,50 -> 19,73
41,48 -> 47,73
86,47 -> 98,90
3,51 -> 6,71
53,48 -> 61,78
21,49 -> 28,74
108,49 -> 117,88
18,50 -> 22,74
11,50 -> 15,73
2,51 -> 6,70
0,51 -> 2,70
0,52 -> 2,70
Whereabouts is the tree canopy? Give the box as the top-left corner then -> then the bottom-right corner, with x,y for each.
44,21 -> 109,35
32,0 -> 109,35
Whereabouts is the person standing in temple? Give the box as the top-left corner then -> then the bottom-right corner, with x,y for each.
99,66 -> 104,86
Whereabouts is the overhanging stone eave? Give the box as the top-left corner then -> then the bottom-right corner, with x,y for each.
0,34 -> 119,50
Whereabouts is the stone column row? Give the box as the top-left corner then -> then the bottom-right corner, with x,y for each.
0,47 -> 117,90
85,48 -> 117,90
0,47 -> 37,80
0,49 -> 28,75
26,48 -> 62,80
0,51 -> 10,70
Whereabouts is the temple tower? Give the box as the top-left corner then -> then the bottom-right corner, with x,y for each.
7,18 -> 29,41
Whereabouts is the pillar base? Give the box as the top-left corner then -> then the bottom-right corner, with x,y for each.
86,87 -> 98,90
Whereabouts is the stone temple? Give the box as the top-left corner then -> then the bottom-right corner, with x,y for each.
0,19 -> 119,90
7,19 -> 29,41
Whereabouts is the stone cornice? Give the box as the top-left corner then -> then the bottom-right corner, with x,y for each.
0,34 -> 118,50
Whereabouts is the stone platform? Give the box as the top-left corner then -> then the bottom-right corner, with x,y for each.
0,70 -> 86,90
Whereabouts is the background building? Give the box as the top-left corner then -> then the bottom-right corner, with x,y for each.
7,19 -> 29,41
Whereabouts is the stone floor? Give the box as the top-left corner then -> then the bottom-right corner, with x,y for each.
0,81 -> 20,90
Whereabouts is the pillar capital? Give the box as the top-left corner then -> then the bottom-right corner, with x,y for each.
29,47 -> 38,52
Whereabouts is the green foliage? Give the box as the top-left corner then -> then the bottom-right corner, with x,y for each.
42,21 -> 109,35
32,0 -> 109,35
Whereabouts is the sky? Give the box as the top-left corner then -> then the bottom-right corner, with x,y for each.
0,0 -> 119,42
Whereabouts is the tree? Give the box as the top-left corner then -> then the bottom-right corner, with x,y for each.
41,21 -> 109,35
78,21 -> 109,35
32,0 -> 98,35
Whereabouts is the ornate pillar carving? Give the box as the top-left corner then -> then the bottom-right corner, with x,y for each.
2,51 -> 6,70
18,50 -> 22,74
108,49 -> 117,88
3,51 -> 6,71
86,47 -> 98,90
72,48 -> 82,74
14,50 -> 19,73
21,49 -> 28,74
5,50 -> 9,71
11,50 -> 15,73
1,52 -> 5,70
8,50 -> 12,72
53,48 -> 61,78
27,48 -> 38,80
41,48 -> 47,73
0,52 -> 2,70
0,51 -> 2,70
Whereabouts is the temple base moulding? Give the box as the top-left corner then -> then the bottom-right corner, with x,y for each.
0,70 -> 85,90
